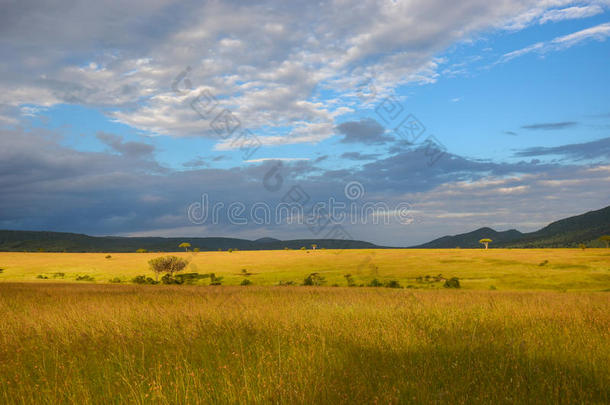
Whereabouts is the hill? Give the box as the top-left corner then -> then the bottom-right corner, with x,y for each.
0,230 -> 381,252
412,205 -> 610,248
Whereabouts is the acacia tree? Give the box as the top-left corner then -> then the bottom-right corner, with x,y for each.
599,235 -> 610,248
311,244 -> 318,250
148,256 -> 189,281
479,238 -> 492,250
178,242 -> 191,252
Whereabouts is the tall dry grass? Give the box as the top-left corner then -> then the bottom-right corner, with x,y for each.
0,283 -> 608,404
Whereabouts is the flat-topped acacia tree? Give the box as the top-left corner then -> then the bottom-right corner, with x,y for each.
178,242 -> 191,252
599,235 -> 610,248
479,238 -> 492,250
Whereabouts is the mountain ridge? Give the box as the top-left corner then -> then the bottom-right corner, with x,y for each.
1,205 -> 608,251
411,205 -> 610,248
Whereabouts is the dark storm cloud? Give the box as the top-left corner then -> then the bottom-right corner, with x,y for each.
521,121 -> 578,130
0,126 -> 598,245
341,152 -> 380,161
514,137 -> 610,160
337,118 -> 393,145
96,132 -> 155,158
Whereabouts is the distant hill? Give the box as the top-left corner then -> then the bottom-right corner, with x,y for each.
412,205 -> 610,248
414,227 -> 524,249
0,230 -> 382,252
2,205 -> 608,251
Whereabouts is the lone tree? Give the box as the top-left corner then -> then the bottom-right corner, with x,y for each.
148,256 -> 189,281
479,238 -> 492,250
599,235 -> 610,248
178,242 -> 191,252
311,244 -> 317,250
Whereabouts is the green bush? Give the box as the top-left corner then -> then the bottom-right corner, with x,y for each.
109,277 -> 122,283
131,275 -> 158,285
209,273 -> 223,286
240,279 -> 253,286
368,278 -> 383,287
384,280 -> 402,288
52,272 -> 65,279
161,274 -> 183,285
444,277 -> 461,288
76,275 -> 95,282
105,255 -> 112,259
303,273 -> 325,286
174,273 -> 209,284
344,274 -> 356,287
36,274 -> 48,279
136,249 -> 148,253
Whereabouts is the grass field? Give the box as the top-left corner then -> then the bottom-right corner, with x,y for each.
0,283 -> 608,404
0,249 -> 608,403
1,248 -> 609,291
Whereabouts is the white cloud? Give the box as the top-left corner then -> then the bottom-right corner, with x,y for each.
499,21 -> 610,63
540,5 -> 604,23
1,0 -> 608,147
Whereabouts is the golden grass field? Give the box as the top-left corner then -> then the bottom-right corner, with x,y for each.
0,249 -> 608,404
1,248 -> 609,290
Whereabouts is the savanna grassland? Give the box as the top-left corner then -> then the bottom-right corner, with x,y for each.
0,249 -> 608,404
1,248 -> 609,290
0,284 -> 608,404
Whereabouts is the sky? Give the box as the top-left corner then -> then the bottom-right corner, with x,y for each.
1,0 -> 609,246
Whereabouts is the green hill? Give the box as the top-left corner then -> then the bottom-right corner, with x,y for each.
412,205 -> 610,248
0,230 -> 381,252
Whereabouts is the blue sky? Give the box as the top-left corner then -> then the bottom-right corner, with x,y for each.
1,0 -> 609,245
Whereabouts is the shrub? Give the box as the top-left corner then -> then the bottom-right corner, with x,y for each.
240,279 -> 253,286
278,280 -> 296,286
539,260 -> 549,266
303,272 -> 325,286
36,274 -> 48,279
105,255 -> 112,259
174,273 -> 209,284
131,275 -> 158,285
193,248 -> 200,253
136,249 -> 148,253
161,273 -> 183,285
52,272 -> 65,279
209,273 -> 223,285
228,248 -> 234,253
109,277 -> 122,283
368,278 -> 383,287
344,274 -> 356,287
76,275 -> 95,282
0,268 -> 3,274
444,277 -> 460,288
385,280 -> 402,288
489,285 -> 497,290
